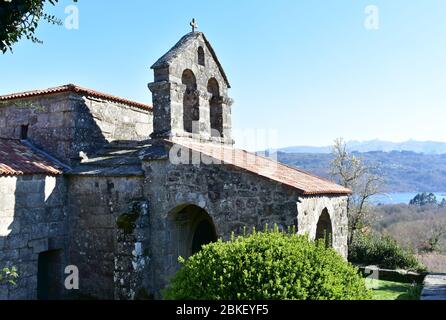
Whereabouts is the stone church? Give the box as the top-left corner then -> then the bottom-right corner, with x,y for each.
0,31 -> 350,300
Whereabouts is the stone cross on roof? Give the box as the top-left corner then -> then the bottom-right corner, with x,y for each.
190,18 -> 198,33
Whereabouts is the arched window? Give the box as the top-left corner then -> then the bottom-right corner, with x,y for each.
315,209 -> 333,248
182,69 -> 199,133
198,46 -> 205,66
207,78 -> 223,137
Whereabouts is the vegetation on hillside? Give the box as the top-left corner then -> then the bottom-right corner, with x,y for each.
327,140 -> 444,272
349,232 -> 424,272
277,151 -> 446,193
373,204 -> 446,255
369,193 -> 446,272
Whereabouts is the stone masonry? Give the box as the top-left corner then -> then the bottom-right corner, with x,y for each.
0,86 -> 153,166
0,31 -> 350,300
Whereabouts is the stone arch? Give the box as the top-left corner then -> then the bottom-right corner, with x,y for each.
207,78 -> 223,137
182,69 -> 199,133
168,204 -> 217,259
315,208 -> 333,247
198,46 -> 205,66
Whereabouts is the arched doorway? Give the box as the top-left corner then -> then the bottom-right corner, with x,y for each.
191,219 -> 217,255
169,204 -> 217,258
315,209 -> 333,248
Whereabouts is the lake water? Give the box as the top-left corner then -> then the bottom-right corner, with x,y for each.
371,192 -> 446,205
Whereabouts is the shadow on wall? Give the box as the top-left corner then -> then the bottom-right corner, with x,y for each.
0,93 -> 152,167
0,175 -> 68,300
0,98 -> 153,300
0,104 -> 108,299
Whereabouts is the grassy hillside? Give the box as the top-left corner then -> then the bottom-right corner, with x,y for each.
276,151 -> 446,192
371,204 -> 446,272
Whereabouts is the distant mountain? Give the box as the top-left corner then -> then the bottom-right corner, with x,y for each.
276,151 -> 446,193
277,140 -> 446,155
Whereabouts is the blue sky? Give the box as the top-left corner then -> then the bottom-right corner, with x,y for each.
1,0 -> 446,150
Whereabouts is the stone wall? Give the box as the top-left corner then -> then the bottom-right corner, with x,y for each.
81,97 -> 152,146
0,93 -> 76,165
140,159 -> 301,297
66,175 -> 145,299
0,93 -> 152,165
150,33 -> 233,144
297,195 -> 349,259
133,153 -> 349,298
0,175 -> 67,300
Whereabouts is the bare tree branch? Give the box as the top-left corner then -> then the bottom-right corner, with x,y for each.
330,138 -> 384,245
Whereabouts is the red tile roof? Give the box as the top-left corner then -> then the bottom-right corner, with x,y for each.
0,139 -> 63,176
0,84 -> 152,111
169,137 -> 351,196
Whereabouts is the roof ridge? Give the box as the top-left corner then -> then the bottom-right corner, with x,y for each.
0,84 -> 153,111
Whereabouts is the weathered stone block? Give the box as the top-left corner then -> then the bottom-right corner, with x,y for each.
28,238 -> 48,254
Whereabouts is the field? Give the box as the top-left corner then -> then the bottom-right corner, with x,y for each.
365,279 -> 422,300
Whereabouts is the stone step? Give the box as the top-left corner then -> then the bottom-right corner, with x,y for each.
421,274 -> 446,300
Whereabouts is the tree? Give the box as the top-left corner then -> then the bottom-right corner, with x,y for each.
422,219 -> 446,253
330,138 -> 382,246
409,192 -> 438,207
0,0 -> 77,53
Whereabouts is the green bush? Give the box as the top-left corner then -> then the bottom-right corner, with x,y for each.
164,229 -> 371,300
0,266 -> 18,285
349,232 -> 425,272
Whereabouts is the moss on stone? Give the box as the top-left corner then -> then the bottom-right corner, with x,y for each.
117,201 -> 143,234
116,211 -> 139,234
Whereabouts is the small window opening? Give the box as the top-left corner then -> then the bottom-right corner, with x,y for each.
20,125 -> 29,140
198,47 -> 205,66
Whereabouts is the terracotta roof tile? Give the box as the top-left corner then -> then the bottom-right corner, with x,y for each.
0,139 -> 63,176
169,137 -> 351,196
0,84 -> 152,111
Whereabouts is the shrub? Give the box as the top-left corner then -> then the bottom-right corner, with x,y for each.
164,229 -> 371,300
349,232 -> 425,272
0,266 -> 18,285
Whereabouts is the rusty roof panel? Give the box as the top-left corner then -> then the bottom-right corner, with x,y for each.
0,139 -> 63,176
